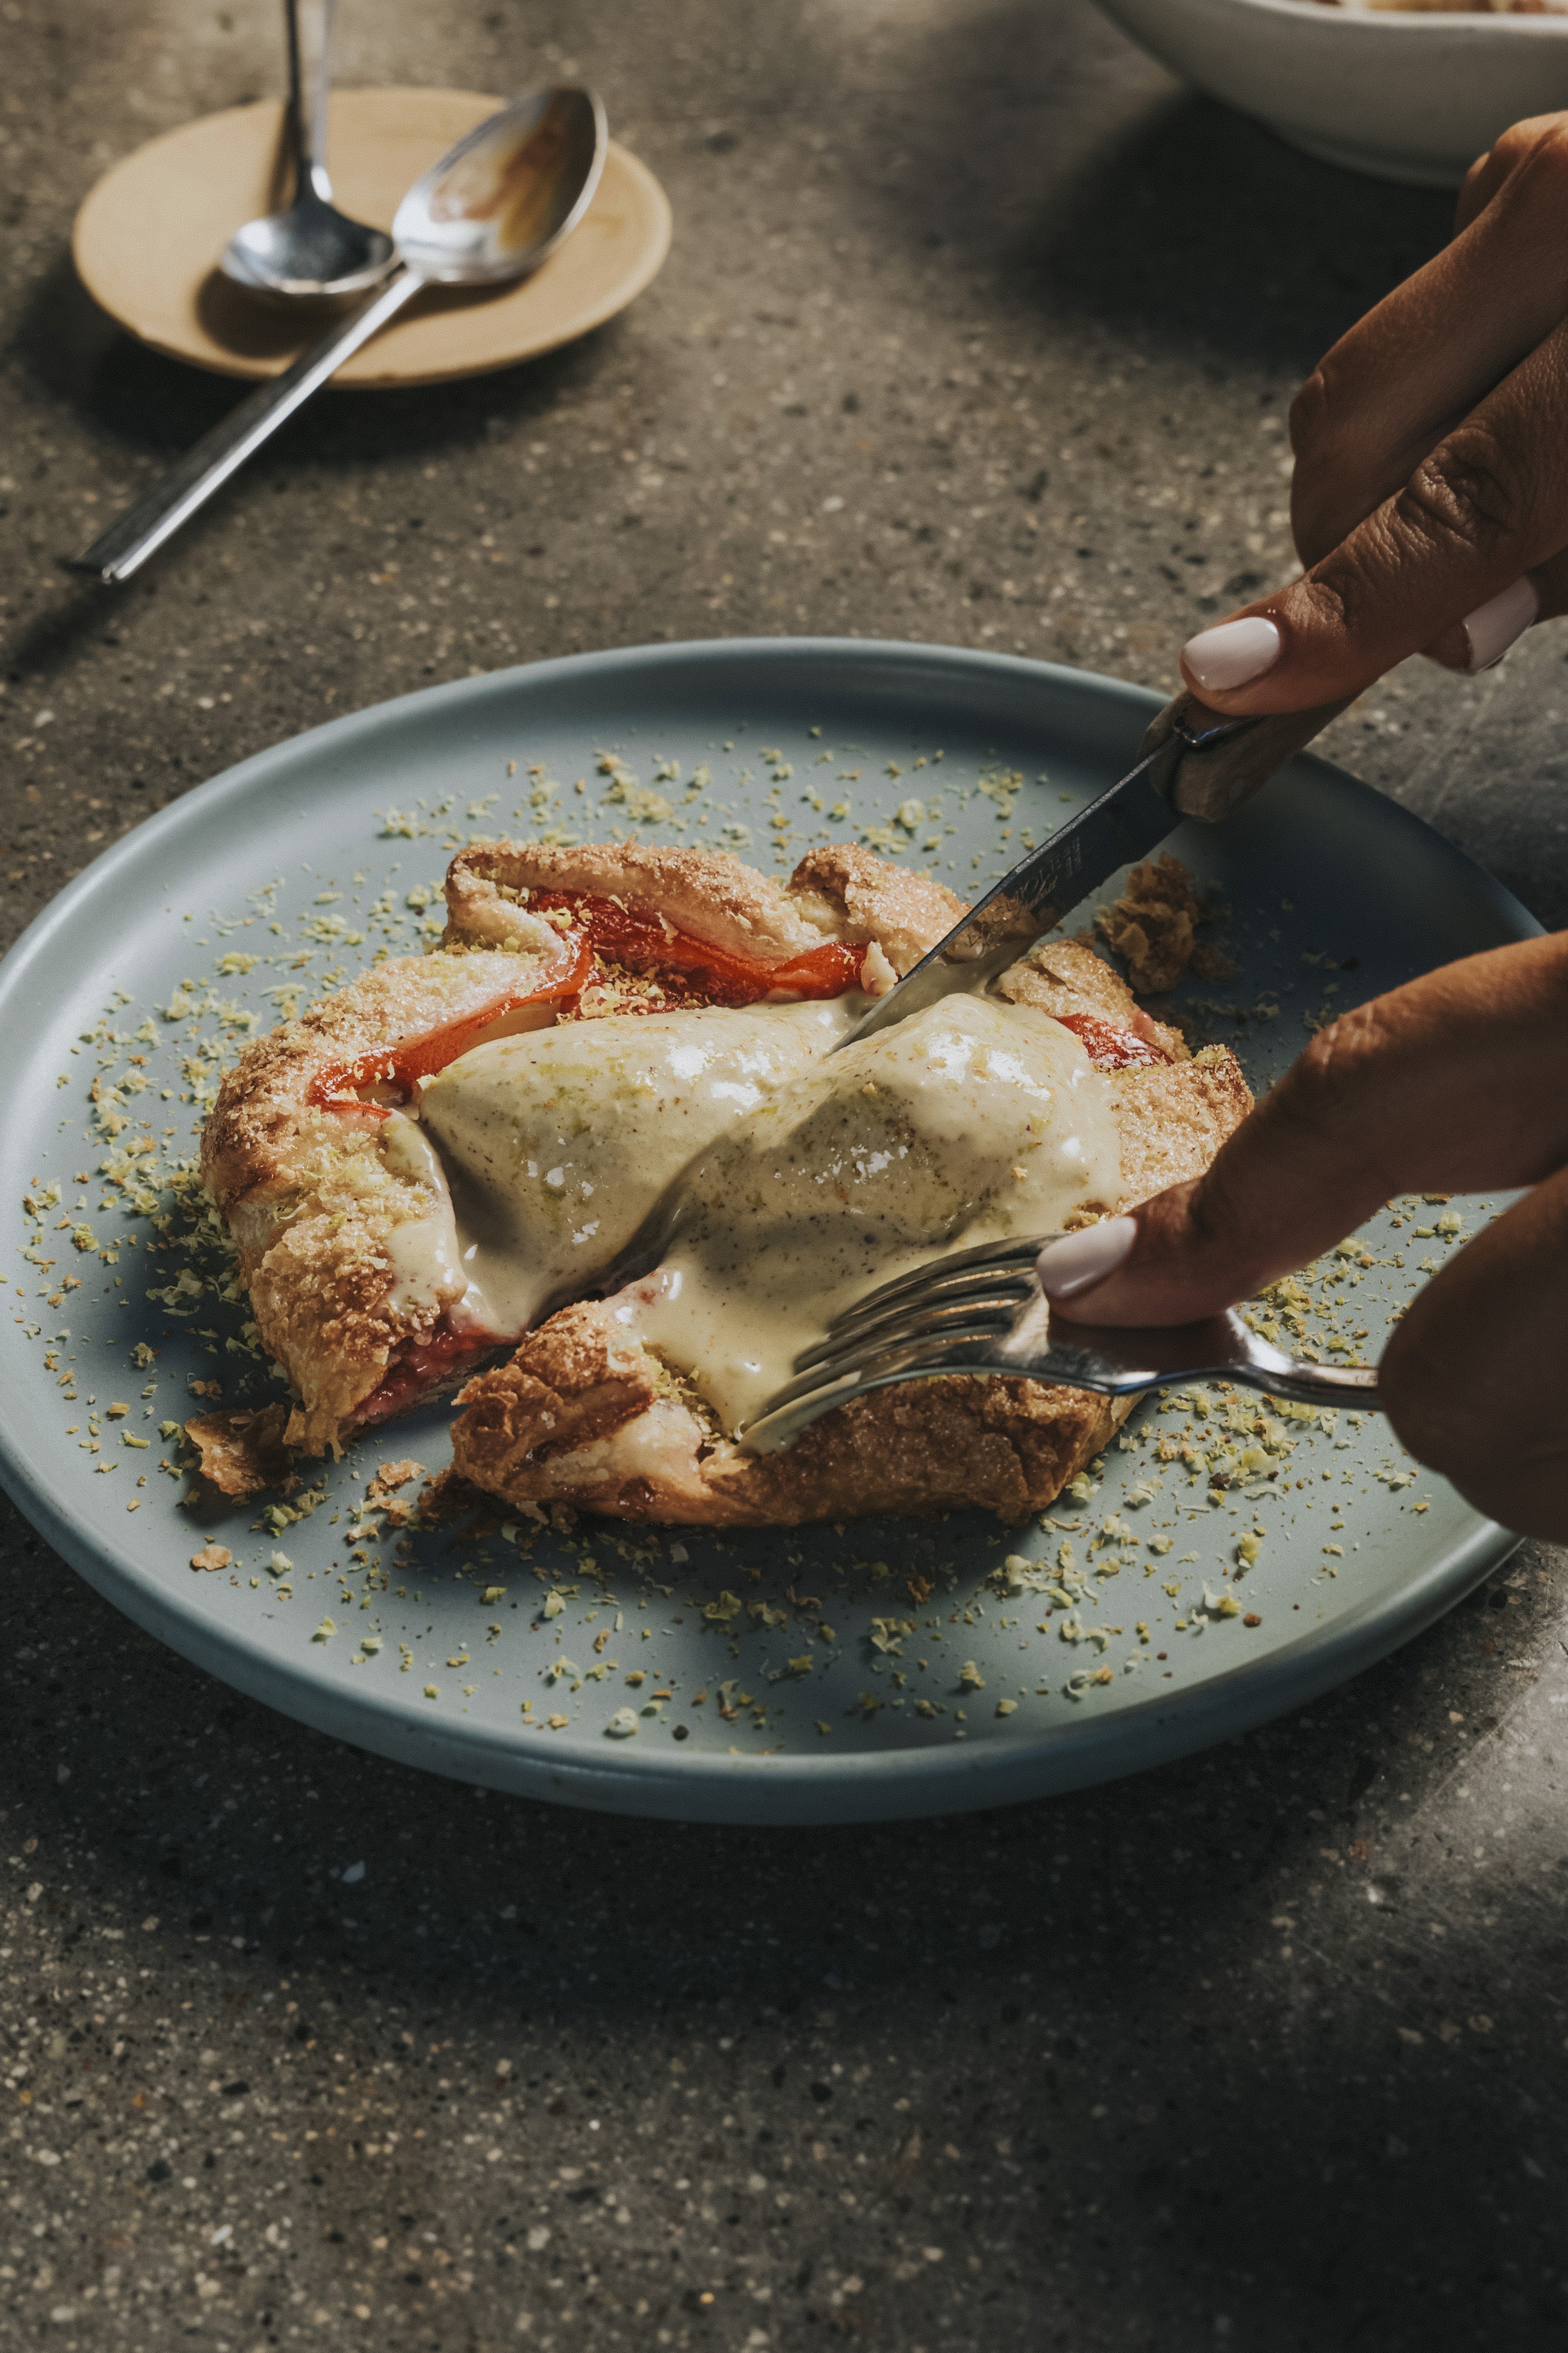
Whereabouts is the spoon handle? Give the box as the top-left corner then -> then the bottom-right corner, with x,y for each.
70,266 -> 421,584
286,0 -> 338,206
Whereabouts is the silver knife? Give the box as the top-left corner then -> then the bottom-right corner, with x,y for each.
578,687 -> 1349,1302
835,687 -> 1349,1049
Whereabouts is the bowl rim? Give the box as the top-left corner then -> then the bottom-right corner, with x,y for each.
1165,0 -> 1568,32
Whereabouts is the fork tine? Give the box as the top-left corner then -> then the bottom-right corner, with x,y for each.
827,1257 -> 1036,1325
743,1270 -> 1388,1454
741,1327 -> 1002,1449
823,1230 -> 1047,1330
760,1316 -> 1011,1414
802,1262 -> 1033,1352
792,1285 -> 1031,1373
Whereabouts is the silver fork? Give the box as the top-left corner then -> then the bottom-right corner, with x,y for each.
738,1232 -> 1381,1454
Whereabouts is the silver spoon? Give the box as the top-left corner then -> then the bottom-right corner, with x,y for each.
221,0 -> 395,300
72,87 -> 608,586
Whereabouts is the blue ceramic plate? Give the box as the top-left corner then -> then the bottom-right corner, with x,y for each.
0,641 -> 1529,1823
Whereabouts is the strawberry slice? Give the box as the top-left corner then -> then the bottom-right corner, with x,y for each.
527,888 -> 867,1007
307,932 -> 596,1115
1054,1012 -> 1170,1069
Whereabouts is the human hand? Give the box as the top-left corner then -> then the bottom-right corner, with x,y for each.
1176,114 -> 1568,715
1033,934 -> 1568,1538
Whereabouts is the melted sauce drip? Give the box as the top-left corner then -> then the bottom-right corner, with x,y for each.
307,934 -> 596,1116
327,885 -> 1161,1431
340,905 -> 869,1418
1054,1012 -> 1170,1070
420,998 -> 857,1339
309,898 -> 866,1121
528,889 -> 867,1007
617,997 -> 1124,1435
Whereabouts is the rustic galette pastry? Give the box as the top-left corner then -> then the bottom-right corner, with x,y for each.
203,841 -> 963,1454
201,838 -> 1250,1520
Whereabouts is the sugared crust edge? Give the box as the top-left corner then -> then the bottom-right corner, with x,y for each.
200,947 -> 563,1455
447,1042 -> 1254,1524
442,838 -> 967,976
201,946 -> 559,1216
449,1297 -> 1133,1527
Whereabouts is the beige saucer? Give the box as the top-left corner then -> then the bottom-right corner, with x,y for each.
72,88 -> 672,389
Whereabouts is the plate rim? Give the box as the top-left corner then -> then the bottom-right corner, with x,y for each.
0,637 -> 1531,1823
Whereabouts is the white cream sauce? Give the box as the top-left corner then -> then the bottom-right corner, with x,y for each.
621,996 -> 1119,1432
414,998 -> 855,1334
379,993 -> 1120,1431
378,1112 -> 467,1322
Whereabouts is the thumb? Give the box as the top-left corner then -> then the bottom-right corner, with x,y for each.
1034,936 -> 1568,1327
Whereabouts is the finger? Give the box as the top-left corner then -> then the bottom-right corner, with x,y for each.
1454,110 -> 1568,235
1180,314 -> 1568,715
1035,935 -> 1568,1326
1291,117 -> 1568,567
1379,1161 -> 1568,1542
1421,543 -> 1568,670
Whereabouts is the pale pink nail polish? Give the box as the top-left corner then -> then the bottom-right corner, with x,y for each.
1181,616 -> 1282,694
1036,1216 -> 1137,1303
1462,577 -> 1538,671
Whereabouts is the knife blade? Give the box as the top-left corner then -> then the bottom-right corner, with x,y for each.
834,687 -> 1348,1051
575,688 -> 1349,1302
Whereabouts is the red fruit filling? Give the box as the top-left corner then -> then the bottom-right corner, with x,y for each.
354,1325 -> 501,1429
308,896 -> 870,1120
1055,1012 -> 1171,1070
527,887 -> 868,1008
307,932 -> 596,1116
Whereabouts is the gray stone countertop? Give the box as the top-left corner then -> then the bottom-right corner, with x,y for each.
2,5 -> 1564,2349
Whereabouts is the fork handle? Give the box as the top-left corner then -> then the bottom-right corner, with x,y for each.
1002,1332 -> 1382,1413
1224,1359 -> 1381,1411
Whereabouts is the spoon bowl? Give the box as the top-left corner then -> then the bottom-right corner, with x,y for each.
222,195 -> 395,300
219,0 -> 397,300
73,86 -> 609,584
393,86 -> 608,284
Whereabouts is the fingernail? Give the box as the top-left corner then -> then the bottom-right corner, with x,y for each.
1462,576 -> 1538,671
1036,1215 -> 1138,1303
1181,616 -> 1282,694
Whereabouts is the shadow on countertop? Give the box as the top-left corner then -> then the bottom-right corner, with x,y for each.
837,0 -> 1457,374
5,1479 -> 1565,2351
0,252 -> 619,689
5,252 -> 613,476
1025,92 -> 1456,371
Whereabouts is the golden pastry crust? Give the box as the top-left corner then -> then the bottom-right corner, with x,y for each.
996,936 -> 1188,1059
185,1402 -> 294,1499
785,843 -> 968,976
450,1298 -> 1131,1527
203,945 -> 564,1215
448,1044 -> 1252,1525
201,945 -> 571,1453
1110,1046 -> 1253,1209
201,842 -> 972,1459
1095,852 -> 1236,993
442,838 -> 966,974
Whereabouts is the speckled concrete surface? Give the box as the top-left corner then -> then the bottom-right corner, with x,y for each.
3,4 -> 1567,2348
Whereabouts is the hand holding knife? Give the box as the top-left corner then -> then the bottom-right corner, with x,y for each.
836,687 -> 1349,1049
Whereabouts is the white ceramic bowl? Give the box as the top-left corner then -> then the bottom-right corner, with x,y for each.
1093,0 -> 1568,185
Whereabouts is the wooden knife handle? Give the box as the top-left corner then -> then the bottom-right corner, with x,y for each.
1140,690 -> 1352,823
